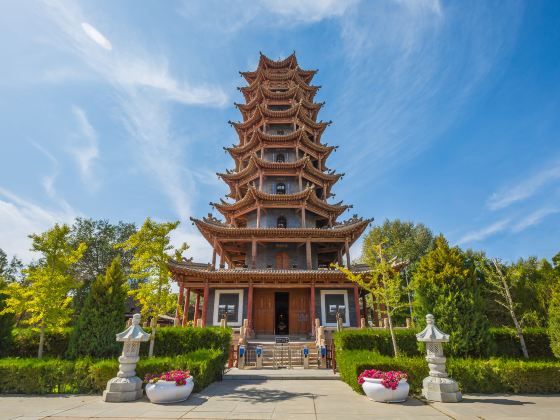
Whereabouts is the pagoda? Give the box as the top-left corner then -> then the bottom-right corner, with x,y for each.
169,53 -> 372,337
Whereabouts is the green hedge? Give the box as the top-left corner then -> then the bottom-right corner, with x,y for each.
336,350 -> 560,394
334,327 -> 552,359
8,326 -> 232,359
334,329 -> 421,356
10,328 -> 72,358
490,327 -> 552,359
0,349 -> 224,394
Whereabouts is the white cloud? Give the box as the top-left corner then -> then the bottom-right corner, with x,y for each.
263,0 -> 359,23
42,0 -> 228,221
512,207 -> 559,233
487,160 -> 560,210
0,189 -> 78,262
70,106 -> 99,187
81,22 -> 112,50
457,218 -> 510,245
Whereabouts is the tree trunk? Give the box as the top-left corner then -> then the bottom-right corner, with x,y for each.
149,318 -> 156,357
493,259 -> 529,359
38,324 -> 45,359
386,311 -> 399,358
511,309 -> 529,359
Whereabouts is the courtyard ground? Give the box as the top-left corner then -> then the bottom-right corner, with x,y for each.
1,378 -> 559,420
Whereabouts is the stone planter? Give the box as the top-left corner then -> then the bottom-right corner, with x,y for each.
145,377 -> 194,404
362,378 -> 409,403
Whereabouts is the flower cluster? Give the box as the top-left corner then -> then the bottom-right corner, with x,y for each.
358,369 -> 407,390
144,370 -> 191,386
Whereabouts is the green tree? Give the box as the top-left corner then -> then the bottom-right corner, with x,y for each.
361,220 -> 433,323
67,257 -> 128,359
483,258 -> 529,358
69,218 -> 136,314
0,248 -> 24,283
337,242 -> 409,357
412,235 -> 492,357
0,224 -> 86,358
0,276 -> 14,356
548,252 -> 560,358
116,218 -> 187,357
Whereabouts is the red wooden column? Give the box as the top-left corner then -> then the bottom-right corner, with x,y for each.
175,285 -> 184,324
247,283 -> 254,331
353,283 -> 361,327
251,239 -> 257,269
193,291 -> 200,325
345,237 -> 351,268
306,240 -> 312,270
201,283 -> 209,327
182,288 -> 190,326
310,284 -> 316,335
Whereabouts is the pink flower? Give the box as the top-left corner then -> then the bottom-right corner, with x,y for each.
358,369 -> 407,390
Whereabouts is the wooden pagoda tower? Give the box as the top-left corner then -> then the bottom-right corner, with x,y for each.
169,53 -> 372,337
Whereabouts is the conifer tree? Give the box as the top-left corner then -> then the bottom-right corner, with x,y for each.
67,257 -> 128,359
412,235 -> 492,357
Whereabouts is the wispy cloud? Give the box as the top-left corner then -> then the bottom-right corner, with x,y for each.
42,0 -> 228,219
81,22 -> 112,50
263,0 -> 359,23
512,207 -> 559,233
0,188 -> 78,262
70,106 -> 99,188
335,1 -> 523,191
487,160 -> 560,210
457,218 -> 511,245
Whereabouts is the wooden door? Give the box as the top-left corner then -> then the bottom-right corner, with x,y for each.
289,289 -> 310,335
253,289 -> 274,335
276,252 -> 289,269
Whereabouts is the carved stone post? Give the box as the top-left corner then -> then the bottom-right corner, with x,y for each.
103,313 -> 150,402
416,314 -> 462,403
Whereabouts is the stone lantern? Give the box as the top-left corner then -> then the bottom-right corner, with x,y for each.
416,314 -> 462,403
103,313 -> 151,402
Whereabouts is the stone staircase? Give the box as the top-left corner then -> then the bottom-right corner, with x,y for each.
245,341 -> 319,368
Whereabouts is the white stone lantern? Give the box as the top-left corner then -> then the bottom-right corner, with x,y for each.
416,314 -> 462,403
103,313 -> 151,402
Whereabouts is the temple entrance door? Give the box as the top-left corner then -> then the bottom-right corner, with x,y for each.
274,292 -> 289,335
289,289 -> 310,335
275,252 -> 289,269
253,289 -> 274,335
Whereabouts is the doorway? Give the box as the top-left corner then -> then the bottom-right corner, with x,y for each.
275,292 -> 289,335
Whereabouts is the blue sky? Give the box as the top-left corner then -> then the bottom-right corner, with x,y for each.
1,0 -> 559,263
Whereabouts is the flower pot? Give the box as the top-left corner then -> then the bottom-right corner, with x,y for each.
361,378 -> 409,403
145,377 -> 194,404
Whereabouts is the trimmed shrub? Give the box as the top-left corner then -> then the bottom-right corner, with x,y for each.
8,326 -> 232,359
334,327 -> 553,359
549,285 -> 560,359
334,328 -> 421,356
0,349 -> 224,394
336,350 -> 560,395
490,327 -> 552,359
139,326 -> 232,358
10,328 -> 72,358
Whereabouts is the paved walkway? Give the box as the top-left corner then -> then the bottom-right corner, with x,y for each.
1,379 -> 559,419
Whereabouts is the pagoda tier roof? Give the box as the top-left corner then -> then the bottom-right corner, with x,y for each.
191,215 -> 371,241
225,129 -> 336,162
170,262 -> 369,286
239,71 -> 320,96
240,81 -> 320,102
237,84 -> 319,104
236,96 -> 324,120
218,155 -> 342,199
212,186 -> 351,221
240,67 -> 317,85
229,108 -> 331,137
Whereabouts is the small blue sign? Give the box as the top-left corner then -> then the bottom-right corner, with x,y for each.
256,346 -> 262,357
239,345 -> 245,357
320,346 -> 326,357
303,347 -> 309,357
